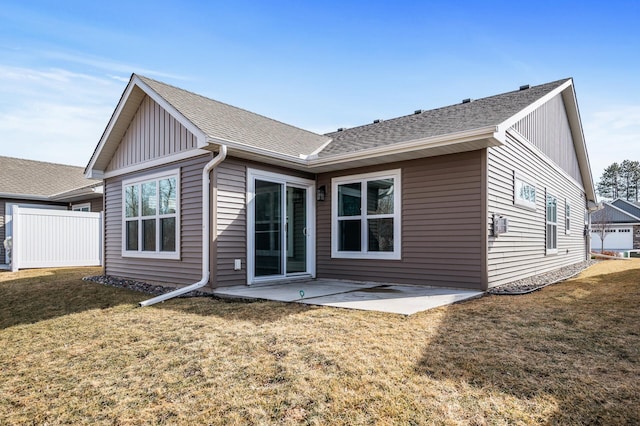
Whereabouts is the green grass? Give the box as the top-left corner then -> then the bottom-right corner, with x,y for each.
0,263 -> 639,425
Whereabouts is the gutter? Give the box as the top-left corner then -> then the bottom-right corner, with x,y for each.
139,145 -> 227,307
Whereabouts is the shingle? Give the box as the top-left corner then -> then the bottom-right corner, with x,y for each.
319,79 -> 569,157
138,76 -> 331,158
0,156 -> 99,197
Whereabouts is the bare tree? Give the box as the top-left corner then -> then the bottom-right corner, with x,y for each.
591,204 -> 614,252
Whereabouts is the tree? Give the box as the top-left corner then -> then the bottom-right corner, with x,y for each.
620,159 -> 640,201
597,162 -> 622,200
591,204 -> 614,253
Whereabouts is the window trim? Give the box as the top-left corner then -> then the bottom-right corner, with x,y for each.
546,191 -> 558,255
121,168 -> 180,260
331,169 -> 401,260
513,171 -> 537,210
72,202 -> 91,212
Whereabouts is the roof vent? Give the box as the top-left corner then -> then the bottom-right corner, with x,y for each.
337,127 -> 345,132
414,109 -> 424,115
462,98 -> 472,104
519,84 -> 530,91
373,119 -> 383,124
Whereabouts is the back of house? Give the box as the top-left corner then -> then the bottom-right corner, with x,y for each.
85,75 -> 596,292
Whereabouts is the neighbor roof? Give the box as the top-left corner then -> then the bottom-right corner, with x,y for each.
592,202 -> 640,224
138,76 -> 331,158
320,79 -> 569,157
0,156 -> 100,199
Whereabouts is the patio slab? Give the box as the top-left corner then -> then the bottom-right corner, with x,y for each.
214,280 -> 484,315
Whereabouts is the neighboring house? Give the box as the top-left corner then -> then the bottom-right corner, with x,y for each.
590,199 -> 640,251
0,156 -> 103,264
85,74 -> 596,294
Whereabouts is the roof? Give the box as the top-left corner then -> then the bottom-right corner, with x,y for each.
137,76 -> 331,158
611,198 -> 640,218
321,79 -> 569,157
592,202 -> 640,224
0,156 -> 101,200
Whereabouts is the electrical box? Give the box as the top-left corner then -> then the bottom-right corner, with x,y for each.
492,214 -> 508,237
234,259 -> 242,271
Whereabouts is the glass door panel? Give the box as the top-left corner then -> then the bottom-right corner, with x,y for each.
286,186 -> 307,274
254,180 -> 282,277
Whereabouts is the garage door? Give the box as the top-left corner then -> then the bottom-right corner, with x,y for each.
591,227 -> 633,251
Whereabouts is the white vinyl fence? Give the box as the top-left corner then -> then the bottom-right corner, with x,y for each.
10,206 -> 103,272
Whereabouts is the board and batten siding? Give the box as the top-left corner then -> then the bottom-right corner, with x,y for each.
487,131 -> 587,288
512,94 -> 581,183
106,96 -> 198,172
316,151 -> 485,290
103,154 -> 212,286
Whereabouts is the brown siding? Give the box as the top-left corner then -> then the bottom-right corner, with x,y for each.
212,157 -> 314,287
89,197 -> 104,212
487,131 -> 587,287
512,94 -> 581,183
106,96 -> 198,172
316,151 -> 484,290
103,154 -> 212,286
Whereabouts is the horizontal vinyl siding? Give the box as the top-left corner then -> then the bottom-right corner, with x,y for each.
214,159 -> 247,287
90,198 -> 104,212
512,94 -> 581,183
487,131 -> 587,287
106,96 -> 198,172
104,154 -> 211,286
316,151 -> 484,290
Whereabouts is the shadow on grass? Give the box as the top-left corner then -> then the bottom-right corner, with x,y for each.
415,268 -> 640,424
153,295 -> 315,325
0,267 -> 141,329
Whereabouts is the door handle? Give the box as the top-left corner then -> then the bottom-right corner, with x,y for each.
303,227 -> 307,237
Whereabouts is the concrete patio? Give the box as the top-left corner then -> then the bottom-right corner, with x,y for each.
213,279 -> 484,315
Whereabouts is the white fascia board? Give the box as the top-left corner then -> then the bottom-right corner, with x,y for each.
86,75 -> 209,179
101,149 -> 212,179
134,76 -> 208,146
85,75 -> 139,178
604,201 -> 640,222
0,193 -> 50,201
307,125 -> 501,168
206,137 -> 309,166
497,79 -> 573,132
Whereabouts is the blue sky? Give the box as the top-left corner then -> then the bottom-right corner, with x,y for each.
1,0 -> 639,184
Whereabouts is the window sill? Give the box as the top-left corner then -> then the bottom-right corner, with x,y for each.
545,249 -> 558,256
514,200 -> 537,211
122,251 -> 181,260
331,251 -> 401,260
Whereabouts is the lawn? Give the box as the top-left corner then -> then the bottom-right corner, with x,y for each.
1,261 -> 639,425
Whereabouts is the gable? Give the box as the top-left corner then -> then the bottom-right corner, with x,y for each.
106,96 -> 198,172
511,94 -> 581,183
592,203 -> 640,224
611,199 -> 640,218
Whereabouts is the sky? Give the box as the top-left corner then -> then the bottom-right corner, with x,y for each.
0,0 -> 639,186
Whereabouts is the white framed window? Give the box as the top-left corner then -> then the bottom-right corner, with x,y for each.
122,168 -> 180,259
514,171 -> 536,210
331,169 -> 401,260
546,192 -> 558,254
72,203 -> 91,212
565,199 -> 571,235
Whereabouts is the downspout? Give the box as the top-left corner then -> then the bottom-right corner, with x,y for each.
139,145 -> 227,307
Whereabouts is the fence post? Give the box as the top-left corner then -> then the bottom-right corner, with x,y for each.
100,211 -> 105,267
11,206 -> 19,272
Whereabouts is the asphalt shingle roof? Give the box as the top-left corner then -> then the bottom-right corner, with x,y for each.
0,156 -> 99,198
319,79 -> 569,157
138,75 -> 331,158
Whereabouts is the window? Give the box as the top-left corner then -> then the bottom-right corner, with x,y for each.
565,199 -> 571,235
72,203 -> 91,212
122,169 -> 179,259
332,169 -> 401,260
514,172 -> 536,210
546,193 -> 557,254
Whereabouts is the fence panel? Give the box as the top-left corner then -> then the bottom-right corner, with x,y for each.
11,206 -> 103,271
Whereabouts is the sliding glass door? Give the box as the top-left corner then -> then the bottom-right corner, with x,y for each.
248,170 -> 315,283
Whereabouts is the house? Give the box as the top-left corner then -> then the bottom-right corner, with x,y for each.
0,156 -> 103,265
590,199 -> 640,252
85,74 -> 596,304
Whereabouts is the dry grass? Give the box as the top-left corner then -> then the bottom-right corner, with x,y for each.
1,261 -> 639,425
